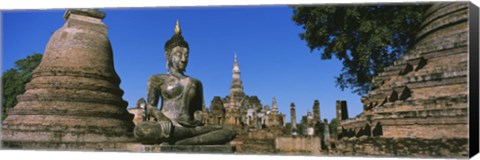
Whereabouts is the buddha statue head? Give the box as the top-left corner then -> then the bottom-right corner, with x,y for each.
164,20 -> 190,74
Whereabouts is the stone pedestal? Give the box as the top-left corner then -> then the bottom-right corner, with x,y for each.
143,145 -> 235,153
1,9 -> 135,150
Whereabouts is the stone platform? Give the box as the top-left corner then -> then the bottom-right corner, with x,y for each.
2,142 -> 235,154
142,145 -> 235,153
2,142 -> 141,152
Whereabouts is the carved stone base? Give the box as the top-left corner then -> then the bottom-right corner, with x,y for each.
1,141 -> 235,153
1,141 -> 141,152
143,145 -> 235,153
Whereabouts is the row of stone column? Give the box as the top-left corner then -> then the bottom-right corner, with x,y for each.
289,100 -> 349,137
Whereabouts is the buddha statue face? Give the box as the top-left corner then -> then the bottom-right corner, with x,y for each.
164,20 -> 189,74
168,46 -> 189,73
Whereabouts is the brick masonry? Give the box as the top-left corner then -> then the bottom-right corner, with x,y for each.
335,2 -> 470,157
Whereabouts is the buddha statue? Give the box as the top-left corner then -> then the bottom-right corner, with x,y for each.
134,20 -> 236,145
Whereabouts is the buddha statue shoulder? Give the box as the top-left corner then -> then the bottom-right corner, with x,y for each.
134,20 -> 236,145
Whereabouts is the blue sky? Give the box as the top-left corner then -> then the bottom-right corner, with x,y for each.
1,6 -> 363,122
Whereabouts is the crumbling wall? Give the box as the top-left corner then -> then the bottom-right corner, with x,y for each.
335,137 -> 468,158
275,137 -> 321,154
231,129 -> 281,154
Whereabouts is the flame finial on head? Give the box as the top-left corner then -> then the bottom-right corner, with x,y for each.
174,19 -> 181,34
165,19 -> 189,57
234,52 -> 238,63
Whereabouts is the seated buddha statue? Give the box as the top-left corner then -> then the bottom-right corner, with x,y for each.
134,21 -> 236,145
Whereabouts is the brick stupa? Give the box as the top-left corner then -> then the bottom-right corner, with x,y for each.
2,9 -> 135,150
335,3 -> 470,157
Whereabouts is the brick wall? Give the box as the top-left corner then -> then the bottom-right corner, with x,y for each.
275,137 -> 321,154
335,137 -> 468,158
382,123 -> 468,139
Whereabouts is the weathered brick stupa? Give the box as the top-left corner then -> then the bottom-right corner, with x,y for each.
335,3 -> 470,157
2,9 -> 135,150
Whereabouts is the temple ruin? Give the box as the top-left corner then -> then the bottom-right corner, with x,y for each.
334,2 -> 470,158
203,54 -> 286,132
2,9 -> 135,150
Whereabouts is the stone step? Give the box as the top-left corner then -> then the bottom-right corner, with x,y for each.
416,4 -> 468,42
422,3 -> 460,25
366,64 -> 466,103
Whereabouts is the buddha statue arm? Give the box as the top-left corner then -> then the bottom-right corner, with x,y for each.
177,78 -> 204,127
146,75 -> 170,122
192,80 -> 204,122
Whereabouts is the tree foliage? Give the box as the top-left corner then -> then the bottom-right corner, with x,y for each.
329,118 -> 337,135
292,4 -> 431,95
2,53 -> 43,121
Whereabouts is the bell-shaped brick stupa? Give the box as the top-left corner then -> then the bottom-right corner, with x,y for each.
2,9 -> 135,150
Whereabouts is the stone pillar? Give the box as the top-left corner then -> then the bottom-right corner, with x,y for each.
323,118 -> 331,151
323,119 -> 330,143
306,111 -> 314,136
313,100 -> 320,123
2,9 -> 134,150
336,100 -> 348,124
336,100 -> 348,139
301,115 -> 308,135
290,103 -> 297,135
312,100 -> 321,136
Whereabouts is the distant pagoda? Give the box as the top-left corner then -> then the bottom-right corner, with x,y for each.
217,53 -> 285,130
226,53 -> 246,111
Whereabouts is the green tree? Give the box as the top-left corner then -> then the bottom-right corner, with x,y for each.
292,4 -> 431,95
329,118 -> 338,135
2,53 -> 43,121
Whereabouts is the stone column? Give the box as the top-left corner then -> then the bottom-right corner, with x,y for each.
2,9 -> 134,150
312,100 -> 321,136
313,100 -> 320,122
335,100 -> 348,138
290,103 -> 297,135
301,115 -> 308,135
306,111 -> 314,136
335,100 -> 349,124
323,119 -> 330,151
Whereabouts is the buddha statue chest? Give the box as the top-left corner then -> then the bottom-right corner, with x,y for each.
161,76 -> 193,100
159,76 -> 198,123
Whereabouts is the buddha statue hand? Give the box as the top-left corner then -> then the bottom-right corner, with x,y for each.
193,110 -> 203,122
146,104 -> 172,123
158,121 -> 172,139
176,110 -> 204,127
134,120 -> 173,144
